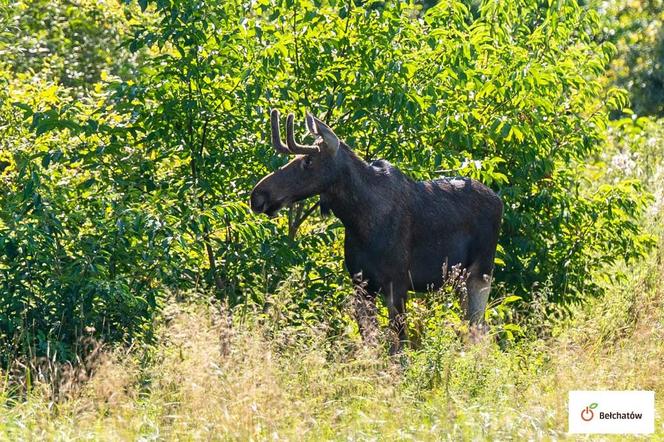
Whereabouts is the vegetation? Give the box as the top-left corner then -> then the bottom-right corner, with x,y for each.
0,0 -> 663,438
599,0 -> 664,117
0,238 -> 663,439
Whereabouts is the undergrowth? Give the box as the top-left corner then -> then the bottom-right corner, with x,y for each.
1,236 -> 662,440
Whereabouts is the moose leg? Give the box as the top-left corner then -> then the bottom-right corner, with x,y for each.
386,281 -> 408,354
351,273 -> 379,345
465,268 -> 492,338
352,290 -> 379,345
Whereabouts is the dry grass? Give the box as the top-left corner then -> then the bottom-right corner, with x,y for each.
1,241 -> 662,440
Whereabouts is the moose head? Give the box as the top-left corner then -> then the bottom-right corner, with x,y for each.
250,109 -> 342,217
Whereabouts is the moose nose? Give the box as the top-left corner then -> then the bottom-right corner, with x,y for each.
250,190 -> 268,214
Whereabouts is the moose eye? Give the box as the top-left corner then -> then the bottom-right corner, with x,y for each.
302,156 -> 313,169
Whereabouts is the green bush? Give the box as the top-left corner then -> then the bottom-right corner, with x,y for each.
0,0 -> 656,362
114,0 -> 652,302
597,0 -> 664,117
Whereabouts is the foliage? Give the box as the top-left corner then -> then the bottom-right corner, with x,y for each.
597,0 -> 664,117
113,0 -> 653,303
2,0 -> 139,89
0,0 -> 657,362
605,115 -> 664,220
0,72 -> 166,363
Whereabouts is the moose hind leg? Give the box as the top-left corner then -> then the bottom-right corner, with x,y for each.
465,268 -> 492,333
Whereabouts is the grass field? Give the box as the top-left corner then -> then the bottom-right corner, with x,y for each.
1,224 -> 662,440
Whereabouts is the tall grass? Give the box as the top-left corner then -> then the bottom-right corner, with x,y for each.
1,235 -> 662,440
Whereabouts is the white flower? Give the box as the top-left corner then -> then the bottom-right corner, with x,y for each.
460,158 -> 482,170
609,151 -> 636,175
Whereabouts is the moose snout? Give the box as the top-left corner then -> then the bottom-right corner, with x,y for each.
250,189 -> 269,214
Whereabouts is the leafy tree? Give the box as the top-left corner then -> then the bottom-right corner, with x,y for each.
597,0 -> 664,117
0,1 -> 164,363
105,0 -> 656,303
0,0 -> 655,363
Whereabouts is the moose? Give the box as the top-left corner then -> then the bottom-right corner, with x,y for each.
251,110 -> 503,352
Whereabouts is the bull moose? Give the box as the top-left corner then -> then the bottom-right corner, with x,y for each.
251,110 -> 503,352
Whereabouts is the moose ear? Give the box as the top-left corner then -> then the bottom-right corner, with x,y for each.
305,112 -> 318,135
310,115 -> 339,155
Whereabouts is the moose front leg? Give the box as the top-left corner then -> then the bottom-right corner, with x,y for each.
386,281 -> 408,354
351,272 -> 379,345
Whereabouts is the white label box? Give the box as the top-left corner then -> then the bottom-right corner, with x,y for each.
569,390 -> 655,434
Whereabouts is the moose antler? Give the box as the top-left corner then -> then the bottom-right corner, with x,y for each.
270,109 -> 291,154
286,114 -> 320,155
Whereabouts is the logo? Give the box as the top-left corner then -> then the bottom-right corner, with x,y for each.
580,402 -> 598,421
569,391 -> 654,434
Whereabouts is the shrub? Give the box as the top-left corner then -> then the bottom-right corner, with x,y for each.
1,0 -> 656,362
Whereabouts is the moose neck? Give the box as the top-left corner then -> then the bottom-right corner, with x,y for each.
323,145 -> 382,241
